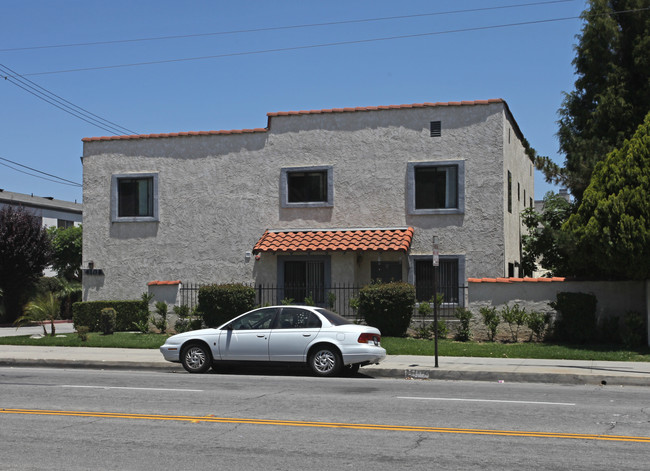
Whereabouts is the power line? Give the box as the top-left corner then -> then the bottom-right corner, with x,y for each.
19,13 -> 590,76
0,159 -> 82,187
21,6 -> 646,78
0,1 -> 578,53
0,63 -> 138,135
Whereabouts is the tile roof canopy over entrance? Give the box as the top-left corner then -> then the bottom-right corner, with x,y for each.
82,98 -> 523,143
253,227 -> 414,254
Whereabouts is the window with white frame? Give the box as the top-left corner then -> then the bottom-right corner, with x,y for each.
280,166 -> 333,208
111,173 -> 159,222
407,161 -> 465,214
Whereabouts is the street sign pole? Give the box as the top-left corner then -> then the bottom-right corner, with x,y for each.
432,236 -> 439,368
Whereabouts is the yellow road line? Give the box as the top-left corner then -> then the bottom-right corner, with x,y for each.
2,408 -> 649,443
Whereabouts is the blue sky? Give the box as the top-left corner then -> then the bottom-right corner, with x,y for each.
1,0 -> 586,203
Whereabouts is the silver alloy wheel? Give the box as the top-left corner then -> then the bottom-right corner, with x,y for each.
312,349 -> 337,375
184,346 -> 207,372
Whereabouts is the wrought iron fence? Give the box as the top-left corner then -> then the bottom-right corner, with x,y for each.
179,282 -> 467,320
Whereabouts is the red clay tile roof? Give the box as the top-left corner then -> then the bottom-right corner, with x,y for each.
253,227 -> 414,253
468,277 -> 566,283
82,99 -> 506,142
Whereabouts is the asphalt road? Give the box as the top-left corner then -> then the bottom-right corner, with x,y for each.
1,367 -> 649,470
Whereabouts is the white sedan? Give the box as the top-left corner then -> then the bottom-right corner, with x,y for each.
160,305 -> 386,376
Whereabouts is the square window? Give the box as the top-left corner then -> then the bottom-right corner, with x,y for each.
111,173 -> 158,222
407,161 -> 464,215
281,166 -> 333,208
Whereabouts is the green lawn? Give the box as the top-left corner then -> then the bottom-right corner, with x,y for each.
1,332 -> 649,361
0,332 -> 167,349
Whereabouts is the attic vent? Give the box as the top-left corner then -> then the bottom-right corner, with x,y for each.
430,121 -> 441,137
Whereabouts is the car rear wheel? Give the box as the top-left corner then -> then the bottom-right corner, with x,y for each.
181,343 -> 212,374
309,346 -> 342,377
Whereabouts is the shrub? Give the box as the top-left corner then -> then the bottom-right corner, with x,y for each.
173,304 -> 202,333
358,282 -> 415,337
454,307 -> 473,341
526,311 -> 551,342
621,311 -> 646,348
76,326 -> 89,341
152,301 -> 168,334
433,319 -> 448,339
72,300 -> 148,332
479,306 -> 499,342
501,303 -> 528,342
597,316 -> 620,344
100,308 -> 116,335
198,283 -> 256,327
550,292 -> 597,343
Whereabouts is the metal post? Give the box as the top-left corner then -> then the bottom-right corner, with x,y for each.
432,236 -> 439,368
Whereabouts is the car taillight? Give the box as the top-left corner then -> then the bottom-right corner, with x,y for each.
358,333 -> 380,345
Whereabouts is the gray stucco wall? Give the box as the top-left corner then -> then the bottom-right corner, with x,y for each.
82,102 -> 532,301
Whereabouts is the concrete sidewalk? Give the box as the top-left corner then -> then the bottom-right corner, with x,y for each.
1,322 -> 648,386
0,343 -> 648,387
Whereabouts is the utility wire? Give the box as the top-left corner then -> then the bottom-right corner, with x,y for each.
0,159 -> 82,187
21,6 -> 646,78
0,0 -> 578,52
19,13 -> 596,76
0,63 -> 138,135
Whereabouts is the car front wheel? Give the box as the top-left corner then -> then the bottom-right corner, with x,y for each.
309,346 -> 342,377
181,343 -> 212,374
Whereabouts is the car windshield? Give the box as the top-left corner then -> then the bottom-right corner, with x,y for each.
314,308 -> 353,326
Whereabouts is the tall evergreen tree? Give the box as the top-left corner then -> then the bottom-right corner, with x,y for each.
557,0 -> 650,202
564,111 -> 650,279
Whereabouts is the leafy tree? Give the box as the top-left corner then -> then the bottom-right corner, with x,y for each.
556,0 -> 650,202
47,225 -> 82,281
564,111 -> 650,279
0,206 -> 52,322
521,192 -> 574,276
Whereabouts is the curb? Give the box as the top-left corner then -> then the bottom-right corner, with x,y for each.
1,358 -> 648,386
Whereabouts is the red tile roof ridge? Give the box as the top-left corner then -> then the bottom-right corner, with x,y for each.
265,226 -> 412,233
82,128 -> 268,142
147,280 -> 181,286
468,277 -> 567,283
266,99 -> 504,117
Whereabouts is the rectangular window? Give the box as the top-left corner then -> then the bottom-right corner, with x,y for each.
371,261 -> 402,283
507,171 -> 512,214
414,258 -> 459,303
111,173 -> 159,222
288,171 -> 327,203
430,121 -> 441,137
283,260 -> 325,303
414,165 -> 458,210
523,189 -> 527,207
281,166 -> 333,208
57,219 -> 74,229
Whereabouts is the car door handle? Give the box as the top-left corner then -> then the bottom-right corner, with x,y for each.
257,334 -> 266,338
302,334 -> 311,337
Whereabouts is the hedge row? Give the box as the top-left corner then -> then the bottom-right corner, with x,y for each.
198,283 -> 256,327
72,300 -> 148,332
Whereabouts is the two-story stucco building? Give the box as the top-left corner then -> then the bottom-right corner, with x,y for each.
81,98 -> 533,309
